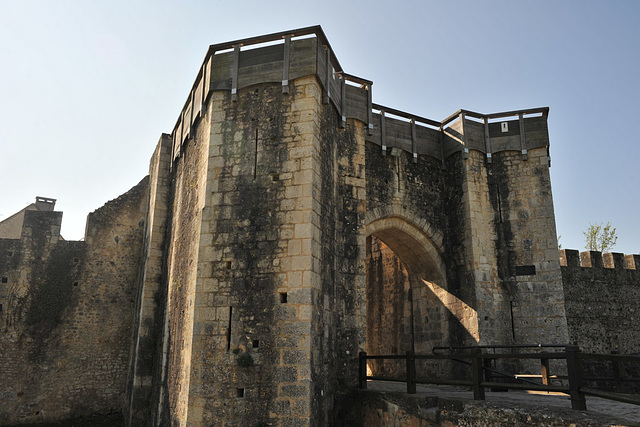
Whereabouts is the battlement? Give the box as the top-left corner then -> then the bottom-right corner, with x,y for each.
560,249 -> 640,270
170,25 -> 550,165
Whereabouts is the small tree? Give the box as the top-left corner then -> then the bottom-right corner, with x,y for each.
583,222 -> 618,253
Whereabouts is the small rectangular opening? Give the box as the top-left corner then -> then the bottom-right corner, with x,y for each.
73,282 -> 79,287
226,261 -> 232,270
252,339 -> 260,348
1,277 -> 7,283
279,292 -> 288,303
236,388 -> 245,398
515,265 -> 536,276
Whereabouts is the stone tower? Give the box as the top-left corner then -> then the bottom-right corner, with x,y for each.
126,26 -> 568,426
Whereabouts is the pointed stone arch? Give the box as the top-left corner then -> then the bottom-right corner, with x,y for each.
365,215 -> 445,286
364,212 -> 454,372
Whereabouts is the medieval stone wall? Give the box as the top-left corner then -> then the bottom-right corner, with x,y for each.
0,180 -> 148,425
560,250 -> 640,354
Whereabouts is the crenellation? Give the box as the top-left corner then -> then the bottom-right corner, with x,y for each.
626,254 -> 640,269
560,248 -> 640,271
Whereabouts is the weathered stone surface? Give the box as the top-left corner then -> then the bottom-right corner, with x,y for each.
0,180 -> 148,425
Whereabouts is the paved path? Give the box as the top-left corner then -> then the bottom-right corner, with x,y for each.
367,381 -> 640,424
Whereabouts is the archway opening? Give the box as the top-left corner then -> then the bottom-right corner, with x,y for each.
365,217 -> 475,379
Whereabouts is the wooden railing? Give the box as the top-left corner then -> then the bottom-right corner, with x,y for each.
358,344 -> 640,411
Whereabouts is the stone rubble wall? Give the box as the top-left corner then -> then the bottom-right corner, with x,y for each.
560,249 -> 640,354
0,179 -> 148,425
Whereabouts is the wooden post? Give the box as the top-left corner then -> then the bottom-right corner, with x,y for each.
566,344 -> 587,410
323,46 -> 331,104
358,352 -> 368,390
541,357 -> 550,386
406,350 -> 416,394
471,350 -> 485,400
611,350 -> 625,393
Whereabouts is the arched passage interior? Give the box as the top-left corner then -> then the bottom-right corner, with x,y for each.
366,218 -> 480,374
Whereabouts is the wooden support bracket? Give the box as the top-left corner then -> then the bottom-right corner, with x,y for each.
438,128 -> 446,169
323,47 -> 331,104
460,112 -> 468,160
411,119 -> 417,163
367,84 -> 373,136
380,111 -> 387,156
519,113 -> 528,160
231,45 -> 240,102
484,118 -> 492,164
282,35 -> 291,94
340,76 -> 346,128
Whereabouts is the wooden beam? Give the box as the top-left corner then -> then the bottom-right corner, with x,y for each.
205,25 -> 344,72
373,103 -> 441,128
339,72 -> 373,86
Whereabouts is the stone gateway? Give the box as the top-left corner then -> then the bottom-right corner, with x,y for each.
1,26 -> 638,426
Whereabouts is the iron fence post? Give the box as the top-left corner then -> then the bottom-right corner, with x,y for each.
611,350 -> 624,393
358,351 -> 367,390
566,344 -> 587,410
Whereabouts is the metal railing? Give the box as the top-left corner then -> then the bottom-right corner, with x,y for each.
358,344 -> 640,410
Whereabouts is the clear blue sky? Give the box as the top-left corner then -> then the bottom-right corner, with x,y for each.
1,0 -> 638,254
